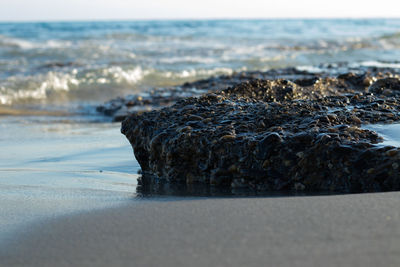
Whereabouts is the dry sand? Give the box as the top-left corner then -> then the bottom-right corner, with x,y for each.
2,192 -> 400,267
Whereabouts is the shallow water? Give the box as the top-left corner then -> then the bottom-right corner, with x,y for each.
0,115 -> 139,241
364,123 -> 400,147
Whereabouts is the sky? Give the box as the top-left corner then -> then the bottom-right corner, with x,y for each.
0,0 -> 400,22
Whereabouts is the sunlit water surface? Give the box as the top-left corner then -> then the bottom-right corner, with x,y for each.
0,115 -> 139,242
364,123 -> 400,147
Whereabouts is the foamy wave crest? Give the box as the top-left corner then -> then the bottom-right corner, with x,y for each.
0,35 -> 37,49
0,65 -> 245,104
0,72 -> 78,104
100,66 -> 148,84
161,67 -> 239,79
158,56 -> 217,64
353,61 -> 400,69
0,66 -> 146,104
0,35 -> 71,50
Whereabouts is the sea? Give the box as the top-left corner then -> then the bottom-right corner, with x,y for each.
2,19 -> 400,240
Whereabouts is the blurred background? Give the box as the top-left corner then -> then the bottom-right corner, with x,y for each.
1,1 -> 400,110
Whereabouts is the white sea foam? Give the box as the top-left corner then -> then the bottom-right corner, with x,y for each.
0,72 -> 79,104
158,56 -> 217,64
0,35 -> 72,50
354,61 -> 400,69
259,55 -> 286,62
0,66 -> 147,104
295,65 -> 326,74
0,35 -> 37,49
103,66 -> 147,84
0,66 -> 241,104
161,67 -> 237,79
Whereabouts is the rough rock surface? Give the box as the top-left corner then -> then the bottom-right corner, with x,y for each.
99,63 -> 400,122
122,68 -> 400,193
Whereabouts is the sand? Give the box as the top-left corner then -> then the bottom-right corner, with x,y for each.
2,192 -> 400,267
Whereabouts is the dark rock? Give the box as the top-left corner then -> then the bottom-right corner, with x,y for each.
122,69 -> 400,193
369,77 -> 400,95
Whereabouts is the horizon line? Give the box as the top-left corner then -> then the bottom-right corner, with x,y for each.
1,17 -> 400,24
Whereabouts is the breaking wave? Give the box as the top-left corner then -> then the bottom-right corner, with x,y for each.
2,20 -> 400,106
0,66 -> 146,104
0,66 -> 241,104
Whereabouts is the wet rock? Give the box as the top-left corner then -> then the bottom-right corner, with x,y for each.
99,63 -> 400,121
369,77 -> 400,95
122,68 -> 400,193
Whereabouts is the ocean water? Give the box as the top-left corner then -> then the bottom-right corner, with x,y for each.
2,19 -> 400,241
2,19 -> 400,108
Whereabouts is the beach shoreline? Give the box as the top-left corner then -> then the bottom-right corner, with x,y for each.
2,19 -> 400,266
0,117 -> 139,246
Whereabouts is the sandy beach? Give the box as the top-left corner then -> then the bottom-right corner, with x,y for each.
2,192 -> 400,267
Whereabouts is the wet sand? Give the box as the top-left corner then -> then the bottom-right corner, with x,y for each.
2,192 -> 400,267
0,117 -> 139,244
0,106 -> 70,116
